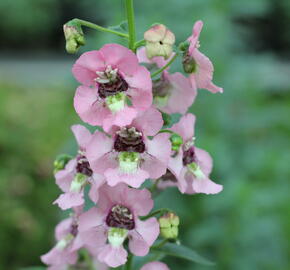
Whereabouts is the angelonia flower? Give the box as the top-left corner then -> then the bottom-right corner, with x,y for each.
86,108 -> 171,188
144,24 -> 175,59
137,47 -> 197,114
141,261 -> 170,270
182,20 -> 223,93
53,125 -> 105,210
41,208 -> 83,269
78,184 -> 160,267
45,12 -> 224,269
166,114 -> 223,194
73,43 -> 152,130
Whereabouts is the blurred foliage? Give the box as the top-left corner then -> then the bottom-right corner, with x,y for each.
0,0 -> 290,270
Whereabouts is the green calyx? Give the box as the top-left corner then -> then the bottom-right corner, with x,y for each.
159,212 -> 180,239
63,20 -> 85,54
170,133 -> 183,152
53,154 -> 73,174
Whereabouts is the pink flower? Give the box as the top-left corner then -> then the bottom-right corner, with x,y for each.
72,44 -> 153,130
165,114 -> 223,194
86,108 -> 171,188
184,20 -> 223,93
141,261 -> 170,270
54,125 -> 105,210
78,184 -> 160,268
41,211 -> 83,268
137,47 -> 196,114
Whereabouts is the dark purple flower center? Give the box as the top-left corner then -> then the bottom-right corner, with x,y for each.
182,146 -> 197,166
70,224 -> 78,237
98,74 -> 128,99
76,154 -> 93,177
114,127 -> 145,153
161,169 -> 177,183
106,204 -> 135,230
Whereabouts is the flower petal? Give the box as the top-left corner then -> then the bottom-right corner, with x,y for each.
72,50 -> 105,86
191,49 -> 223,93
102,106 -> 137,132
55,218 -> 73,241
170,113 -> 196,141
97,244 -> 128,268
53,192 -> 84,210
55,159 -> 77,192
142,133 -> 171,179
86,131 -> 115,174
132,107 -> 163,136
88,173 -> 106,204
161,72 -> 197,114
74,85 -> 110,126
141,261 -> 170,270
188,20 -> 203,54
135,218 -> 160,247
71,125 -> 92,150
105,167 -> 149,188
78,208 -> 105,232
192,177 -> 223,194
100,43 -> 139,76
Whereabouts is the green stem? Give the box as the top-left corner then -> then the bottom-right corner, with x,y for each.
73,19 -> 129,38
159,129 -> 174,134
140,208 -> 171,221
83,249 -> 95,270
125,0 -> 136,51
151,53 -> 179,78
134,39 -> 145,50
123,253 -> 133,270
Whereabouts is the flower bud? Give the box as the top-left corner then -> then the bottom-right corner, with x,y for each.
170,133 -> 183,152
159,212 -> 180,239
179,41 -> 190,52
144,24 -> 175,59
53,154 -> 73,173
63,21 -> 85,54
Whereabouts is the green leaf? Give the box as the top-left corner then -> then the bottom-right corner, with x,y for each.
152,242 -> 215,266
109,20 -> 128,33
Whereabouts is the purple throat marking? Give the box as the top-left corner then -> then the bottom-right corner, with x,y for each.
182,146 -> 197,166
114,127 -> 145,153
76,155 -> 93,177
106,204 -> 135,230
98,74 -> 128,99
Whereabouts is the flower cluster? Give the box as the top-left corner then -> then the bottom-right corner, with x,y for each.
42,20 -> 223,270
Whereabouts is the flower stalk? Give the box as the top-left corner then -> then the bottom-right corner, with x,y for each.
70,18 -> 129,38
125,0 -> 136,51
151,53 -> 179,78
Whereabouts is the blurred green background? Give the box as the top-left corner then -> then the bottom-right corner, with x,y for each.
0,0 -> 289,269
